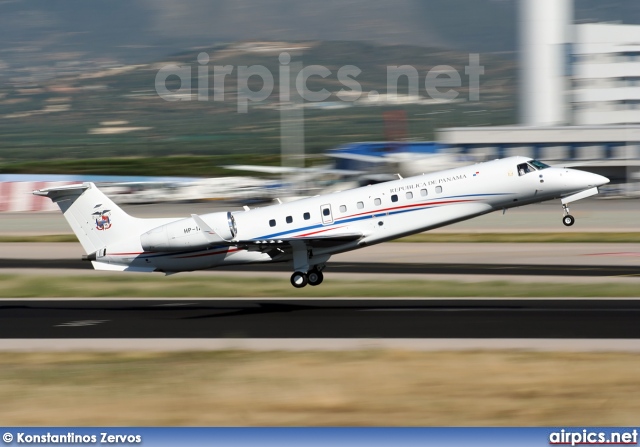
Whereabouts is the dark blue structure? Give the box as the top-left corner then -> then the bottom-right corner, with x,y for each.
328,141 -> 444,172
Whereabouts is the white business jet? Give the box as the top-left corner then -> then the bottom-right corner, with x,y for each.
34,156 -> 608,288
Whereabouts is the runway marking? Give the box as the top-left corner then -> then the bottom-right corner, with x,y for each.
152,303 -> 196,307
585,252 -> 640,257
55,320 -> 109,327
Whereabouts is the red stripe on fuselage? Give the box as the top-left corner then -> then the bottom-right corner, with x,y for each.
108,248 -> 241,259
295,226 -> 345,238
176,247 -> 241,259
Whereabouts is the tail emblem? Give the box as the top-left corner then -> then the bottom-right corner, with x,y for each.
92,209 -> 112,231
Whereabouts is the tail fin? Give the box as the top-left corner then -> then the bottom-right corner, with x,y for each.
33,182 -> 142,254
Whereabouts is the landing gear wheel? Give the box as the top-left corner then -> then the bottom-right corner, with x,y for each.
290,271 -> 308,288
307,270 -> 324,286
562,215 -> 575,227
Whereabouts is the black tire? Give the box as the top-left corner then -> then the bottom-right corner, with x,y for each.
308,270 -> 324,286
290,271 -> 308,288
563,215 -> 575,227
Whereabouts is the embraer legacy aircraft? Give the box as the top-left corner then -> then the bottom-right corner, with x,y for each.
35,156 -> 608,288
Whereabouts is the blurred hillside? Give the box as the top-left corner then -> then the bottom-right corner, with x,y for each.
1,0 -> 637,173
0,41 -> 516,165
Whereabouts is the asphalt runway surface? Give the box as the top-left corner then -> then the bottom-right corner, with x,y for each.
2,298 -> 640,339
0,257 -> 638,277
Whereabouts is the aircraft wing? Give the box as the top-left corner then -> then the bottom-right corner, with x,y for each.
223,164 -> 364,176
236,233 -> 363,249
192,214 -> 362,252
230,233 -> 363,261
324,152 -> 390,163
223,165 -> 302,174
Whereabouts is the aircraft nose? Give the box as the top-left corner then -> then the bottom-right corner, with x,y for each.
561,169 -> 610,191
588,172 -> 610,188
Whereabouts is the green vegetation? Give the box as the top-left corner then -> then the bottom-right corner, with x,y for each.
0,274 -> 638,298
0,235 -> 78,243
0,155 -> 284,177
0,41 -> 516,164
397,232 -> 640,243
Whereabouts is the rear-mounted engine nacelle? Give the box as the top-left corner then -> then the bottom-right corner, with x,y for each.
140,212 -> 236,252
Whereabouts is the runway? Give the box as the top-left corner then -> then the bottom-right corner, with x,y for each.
2,242 -> 640,277
0,258 -> 638,277
2,298 -> 640,339
1,200 -> 638,351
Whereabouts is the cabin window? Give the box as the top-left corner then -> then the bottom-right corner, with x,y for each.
406,192 -> 413,200
420,189 -> 428,197
303,212 -> 310,220
436,186 -> 443,194
339,205 -> 347,213
374,198 -> 381,206
323,208 -> 331,216
357,201 -> 364,209
286,216 -> 293,224
269,219 -> 276,227
391,194 -> 398,203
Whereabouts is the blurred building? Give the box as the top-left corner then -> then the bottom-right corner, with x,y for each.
437,0 -> 640,196
572,23 -> 640,125
520,0 -> 640,127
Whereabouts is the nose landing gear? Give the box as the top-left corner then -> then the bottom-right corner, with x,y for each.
562,204 -> 575,227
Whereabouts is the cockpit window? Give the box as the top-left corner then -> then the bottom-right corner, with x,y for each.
517,159 -> 550,176
529,159 -> 550,170
517,163 -> 534,176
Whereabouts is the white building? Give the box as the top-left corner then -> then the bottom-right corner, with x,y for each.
438,126 -> 640,161
572,23 -> 640,125
519,0 -> 573,126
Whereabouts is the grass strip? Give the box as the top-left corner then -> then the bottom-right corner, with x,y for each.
0,274 -> 638,298
0,235 -> 78,243
396,232 -> 640,243
1,351 -> 640,425
2,232 -> 640,244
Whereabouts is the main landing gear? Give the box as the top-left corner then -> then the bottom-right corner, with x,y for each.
289,240 -> 329,288
290,267 -> 324,288
562,204 -> 575,227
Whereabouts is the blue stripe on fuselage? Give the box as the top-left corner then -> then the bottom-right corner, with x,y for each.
122,192 -> 510,260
